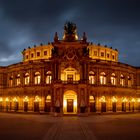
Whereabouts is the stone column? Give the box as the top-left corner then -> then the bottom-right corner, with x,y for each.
30,68 -> 34,85
41,67 -> 45,84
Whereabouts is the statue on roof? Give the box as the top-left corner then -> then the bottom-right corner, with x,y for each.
64,21 -> 77,34
63,21 -> 78,41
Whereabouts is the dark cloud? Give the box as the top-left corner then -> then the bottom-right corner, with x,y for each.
0,0 -> 140,66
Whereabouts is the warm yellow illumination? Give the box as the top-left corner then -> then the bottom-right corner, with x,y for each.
122,97 -> 127,102
89,96 -> 95,103
0,97 -> 3,102
99,96 -> 106,102
23,96 -> 29,102
13,97 -> 18,102
34,96 -> 41,102
63,99 -> 67,107
46,71 -> 52,84
131,98 -> 136,102
61,67 -> 80,82
88,45 -> 118,62
74,100 -> 77,107
100,72 -> 106,85
46,95 -> 51,102
23,45 -> 53,62
63,90 -> 77,113
112,96 -> 118,102
35,72 -> 41,84
5,97 -> 9,102
25,73 -> 30,85
47,95 -> 51,100
137,98 -> 140,102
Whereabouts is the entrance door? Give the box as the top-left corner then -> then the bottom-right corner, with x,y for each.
122,102 -> 126,112
67,99 -> 73,112
90,102 -> 96,112
101,102 -> 106,112
34,102 -> 39,112
112,102 -> 116,112
24,102 -> 28,112
44,102 -> 51,112
14,102 -> 19,112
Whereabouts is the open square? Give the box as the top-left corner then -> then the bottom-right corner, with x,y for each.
0,113 -> 140,140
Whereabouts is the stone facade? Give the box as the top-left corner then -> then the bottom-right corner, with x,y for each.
0,22 -> 140,115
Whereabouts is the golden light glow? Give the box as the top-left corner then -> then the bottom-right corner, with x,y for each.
13,97 -> 18,102
34,96 -> 41,102
34,72 -> 41,84
137,98 -> 140,102
61,67 -> 80,82
122,97 -> 128,102
0,97 -> 3,102
112,96 -> 118,102
88,45 -> 118,62
131,98 -> 136,102
5,97 -> 9,102
100,72 -> 106,85
23,96 -> 29,102
99,96 -> 106,102
23,44 -> 53,62
89,95 -> 95,103
74,100 -> 77,107
63,90 -> 77,114
46,95 -> 51,102
63,100 -> 67,107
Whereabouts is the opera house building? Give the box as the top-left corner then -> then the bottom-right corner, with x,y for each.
0,22 -> 140,115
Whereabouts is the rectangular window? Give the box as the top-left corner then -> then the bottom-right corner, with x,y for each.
107,54 -> 109,58
112,55 -> 115,59
67,74 -> 73,83
9,80 -> 13,86
46,76 -> 52,84
94,51 -> 97,56
31,53 -> 34,58
17,78 -> 20,85
101,52 -> 104,57
25,77 -> 30,85
37,52 -> 40,57
44,51 -> 47,56
26,55 -> 28,59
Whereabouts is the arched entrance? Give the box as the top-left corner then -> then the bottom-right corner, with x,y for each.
63,90 -> 77,114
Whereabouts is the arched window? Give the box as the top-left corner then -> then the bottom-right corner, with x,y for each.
34,96 -> 41,102
100,72 -> 106,85
16,74 -> 20,86
9,76 -> 13,86
120,74 -> 125,86
89,71 -> 95,84
46,95 -> 51,102
89,95 -> 95,103
128,76 -> 131,87
25,73 -> 30,85
111,73 -> 116,85
34,72 -> 41,84
46,71 -> 52,84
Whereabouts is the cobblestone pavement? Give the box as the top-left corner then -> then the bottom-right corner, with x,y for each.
42,117 -> 96,140
0,113 -> 140,140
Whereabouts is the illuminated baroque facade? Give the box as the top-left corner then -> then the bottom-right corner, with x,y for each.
0,22 -> 140,115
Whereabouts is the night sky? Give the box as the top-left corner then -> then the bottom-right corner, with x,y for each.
0,0 -> 140,66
